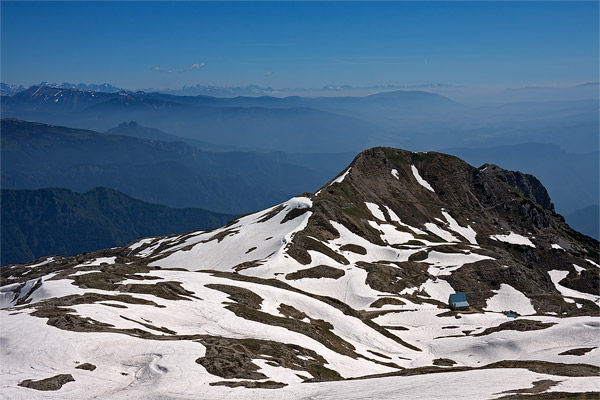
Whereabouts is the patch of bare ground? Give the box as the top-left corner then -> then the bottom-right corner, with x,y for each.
18,374 -> 74,391
339,244 -> 367,255
256,204 -> 286,223
100,303 -> 128,308
433,358 -> 456,366
196,336 -> 342,382
497,379 -> 561,397
367,350 -> 392,359
287,236 -> 349,266
234,260 -> 262,272
119,315 -> 177,334
285,265 -> 345,280
208,228 -> 240,243
210,380 -> 287,389
496,392 -> 599,400
559,347 -> 596,356
356,360 -> 600,380
473,319 -> 556,336
205,284 -> 263,309
278,303 -> 309,320
484,361 -> 600,377
30,293 -> 164,308
382,325 -> 409,331
70,266 -> 198,301
436,309 -> 482,317
357,261 -> 429,294
369,297 -> 405,308
281,207 -> 310,224
75,363 -> 96,371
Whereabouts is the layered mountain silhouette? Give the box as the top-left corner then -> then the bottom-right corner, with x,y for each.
1,187 -> 236,266
1,119 -> 327,213
1,148 -> 598,398
2,84 -> 597,153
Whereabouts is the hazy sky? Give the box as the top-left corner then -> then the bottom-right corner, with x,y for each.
1,1 -> 598,90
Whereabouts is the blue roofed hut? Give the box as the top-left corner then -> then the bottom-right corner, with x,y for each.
448,292 -> 469,310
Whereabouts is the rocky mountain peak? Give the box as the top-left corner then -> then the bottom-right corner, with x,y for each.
480,163 -> 554,211
1,147 -> 598,397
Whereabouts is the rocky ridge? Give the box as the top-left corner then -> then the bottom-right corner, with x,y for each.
1,147 -> 598,399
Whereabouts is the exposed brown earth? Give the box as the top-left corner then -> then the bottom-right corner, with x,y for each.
18,374 -> 75,391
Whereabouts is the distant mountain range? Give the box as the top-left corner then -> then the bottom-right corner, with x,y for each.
1,82 -> 122,95
1,86 -> 386,153
2,84 -> 597,154
4,81 -> 597,100
1,82 -> 458,97
104,121 -> 244,152
1,187 -> 236,266
2,118 -> 597,235
566,205 -> 600,240
0,119 -> 346,213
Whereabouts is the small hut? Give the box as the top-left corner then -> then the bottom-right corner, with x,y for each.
448,292 -> 469,310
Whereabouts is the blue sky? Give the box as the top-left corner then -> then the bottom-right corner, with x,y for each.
1,1 -> 598,90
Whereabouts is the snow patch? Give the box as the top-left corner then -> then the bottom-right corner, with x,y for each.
391,169 -> 400,180
411,165 -> 434,192
419,279 -> 454,304
485,284 -> 536,315
424,223 -> 458,243
384,206 -> 427,235
548,270 -> 600,306
152,197 -> 312,271
368,221 -> 414,245
365,202 -> 386,221
441,210 -> 477,245
586,259 -> 599,268
490,232 -> 535,247
330,168 -> 351,186
424,251 -> 494,276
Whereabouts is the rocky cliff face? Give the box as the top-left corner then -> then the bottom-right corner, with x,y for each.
481,163 -> 554,211
1,147 -> 598,398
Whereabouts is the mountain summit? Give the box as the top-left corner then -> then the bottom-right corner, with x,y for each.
1,147 -> 598,398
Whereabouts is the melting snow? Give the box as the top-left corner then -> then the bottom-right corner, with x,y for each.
573,264 -> 585,275
551,244 -> 564,250
424,251 -> 493,276
441,210 -> 477,245
330,168 -> 351,186
129,238 -> 154,251
391,169 -> 400,179
548,270 -> 600,306
419,278 -> 454,304
490,232 -> 535,247
586,259 -> 599,268
368,221 -> 414,245
410,165 -> 435,192
384,206 -> 427,235
365,202 -> 386,221
485,284 -> 536,315
424,223 -> 459,243
152,197 -> 312,271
